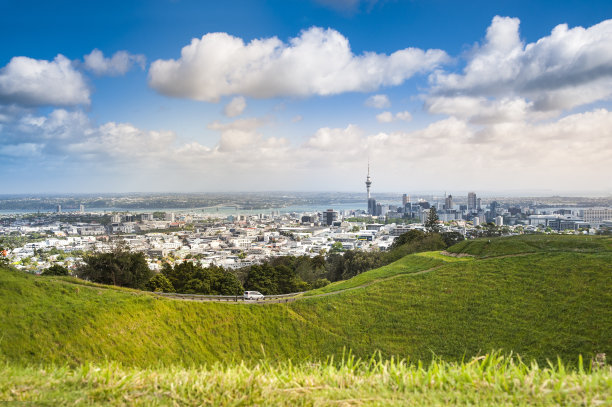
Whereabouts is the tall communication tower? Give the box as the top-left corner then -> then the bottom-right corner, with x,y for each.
365,162 -> 372,200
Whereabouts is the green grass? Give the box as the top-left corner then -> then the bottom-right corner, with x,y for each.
414,250 -> 475,262
446,234 -> 612,258
0,234 -> 611,369
2,353 -> 610,406
302,254 -> 443,296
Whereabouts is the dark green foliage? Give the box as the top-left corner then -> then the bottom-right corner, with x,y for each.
242,261 -> 312,295
244,263 -> 277,294
145,273 -> 175,293
311,278 -> 330,289
161,262 -> 243,295
425,207 -> 440,233
41,265 -> 69,276
76,249 -> 153,289
390,229 -> 426,250
440,231 -> 465,247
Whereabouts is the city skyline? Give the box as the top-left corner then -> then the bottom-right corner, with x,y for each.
1,1 -> 612,194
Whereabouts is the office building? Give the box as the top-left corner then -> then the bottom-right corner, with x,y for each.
322,209 -> 339,226
444,194 -> 453,210
468,192 -> 477,211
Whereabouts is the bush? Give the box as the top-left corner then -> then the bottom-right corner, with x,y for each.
76,249 -> 153,289
145,274 -> 175,292
162,262 -> 243,295
41,265 -> 69,276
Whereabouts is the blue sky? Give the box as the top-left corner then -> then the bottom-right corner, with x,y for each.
1,0 -> 612,194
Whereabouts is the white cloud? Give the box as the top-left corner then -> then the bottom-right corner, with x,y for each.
83,49 -> 146,76
376,111 -> 393,123
429,16 -> 612,116
0,55 -> 89,106
365,94 -> 390,109
223,96 -> 247,117
376,110 -> 412,123
304,124 -> 363,151
149,27 -> 448,101
291,115 -> 303,123
395,111 -> 412,121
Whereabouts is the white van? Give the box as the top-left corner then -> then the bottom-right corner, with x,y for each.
243,291 -> 265,300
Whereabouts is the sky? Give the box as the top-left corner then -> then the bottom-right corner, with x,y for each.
1,0 -> 612,195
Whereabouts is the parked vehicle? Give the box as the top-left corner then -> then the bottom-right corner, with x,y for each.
243,291 -> 265,300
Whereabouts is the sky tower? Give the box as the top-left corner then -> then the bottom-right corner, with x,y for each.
365,162 -> 372,199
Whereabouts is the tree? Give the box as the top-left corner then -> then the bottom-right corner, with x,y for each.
76,249 -> 153,289
390,229 -> 426,250
41,264 -> 69,276
244,264 -> 277,294
146,273 -> 175,292
440,231 -> 465,248
425,207 -> 440,233
161,262 -> 243,295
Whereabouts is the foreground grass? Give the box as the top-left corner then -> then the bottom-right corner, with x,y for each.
2,353 -> 610,406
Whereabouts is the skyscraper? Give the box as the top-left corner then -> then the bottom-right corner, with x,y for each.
365,162 -> 372,200
444,194 -> 453,210
402,194 -> 409,206
468,192 -> 477,211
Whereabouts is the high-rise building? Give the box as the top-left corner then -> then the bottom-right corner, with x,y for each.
467,192 -> 477,211
402,194 -> 409,206
368,198 -> 377,216
56,204 -> 62,213
79,204 -> 85,213
495,216 -> 504,227
477,198 -> 482,210
444,194 -> 453,210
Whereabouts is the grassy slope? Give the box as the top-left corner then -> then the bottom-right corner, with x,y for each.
0,235 -> 610,367
447,234 -> 612,257
303,253 -> 443,296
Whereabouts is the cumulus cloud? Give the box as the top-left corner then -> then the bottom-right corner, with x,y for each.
149,27 -> 448,101
395,111 -> 412,121
208,117 -> 287,154
365,94 -> 390,109
376,111 -> 393,123
428,16 -> 612,117
223,96 -> 247,117
83,49 -> 146,76
0,55 -> 89,106
376,110 -> 412,123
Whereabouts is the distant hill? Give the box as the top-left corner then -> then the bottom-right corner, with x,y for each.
0,234 -> 610,367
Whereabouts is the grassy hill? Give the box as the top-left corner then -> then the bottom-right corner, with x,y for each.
0,234 -> 611,368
